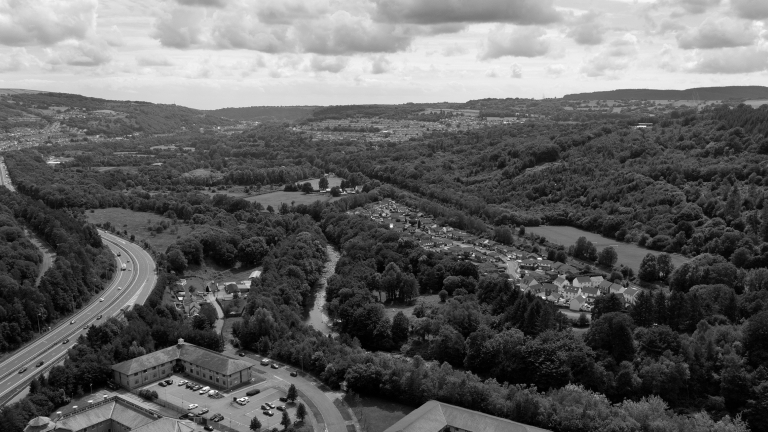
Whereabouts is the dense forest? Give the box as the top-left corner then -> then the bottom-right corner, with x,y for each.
1,101 -> 768,431
0,188 -> 115,352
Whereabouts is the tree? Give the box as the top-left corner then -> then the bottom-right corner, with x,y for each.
577,313 -> 590,327
167,249 -> 188,273
318,176 -> 329,190
638,253 -> 658,282
725,182 -> 741,222
301,182 -> 313,194
630,290 -> 655,327
391,311 -> 409,346
330,186 -> 341,197
296,402 -> 307,423
250,417 -> 262,431
585,312 -> 636,363
238,236 -> 269,266
266,205 -> 275,213
656,253 -> 674,281
280,410 -> 291,430
598,247 -> 618,268
286,384 -> 298,402
592,293 -> 624,320
438,289 -> 448,302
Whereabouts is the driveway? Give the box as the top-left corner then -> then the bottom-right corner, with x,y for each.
207,293 -> 224,335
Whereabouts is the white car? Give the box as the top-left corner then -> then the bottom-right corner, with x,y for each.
199,386 -> 210,394
188,404 -> 198,410
117,286 -> 122,290
178,380 -> 187,386
99,298 -> 104,302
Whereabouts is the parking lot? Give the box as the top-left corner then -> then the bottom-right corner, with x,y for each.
143,374 -> 302,431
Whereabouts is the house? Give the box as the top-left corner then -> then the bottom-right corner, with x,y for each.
570,295 -> 587,311
521,276 -> 540,291
520,259 -> 539,270
572,276 -> 593,288
547,292 -> 561,303
561,285 -> 581,300
538,260 -> 554,271
581,286 -> 599,299
598,280 -> 613,294
383,400 -> 549,432
623,287 -> 640,304
112,339 -> 252,391
541,283 -> 558,296
553,276 -> 570,290
590,276 -> 604,286
609,283 -> 626,295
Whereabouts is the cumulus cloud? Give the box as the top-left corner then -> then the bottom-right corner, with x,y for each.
687,46 -> 768,73
481,26 -> 549,59
102,25 -> 124,47
580,35 -> 637,77
177,0 -> 226,7
0,47 -> 39,71
137,56 -> 174,67
730,0 -> 768,20
546,64 -> 566,76
442,44 -> 468,56
256,1 -> 330,25
296,12 -> 412,55
370,55 -> 390,73
373,0 -> 561,25
511,63 -> 522,78
47,39 -> 112,67
668,0 -> 721,14
309,55 -> 348,72
566,11 -> 604,46
677,19 -> 758,49
0,0 -> 96,47
152,7 -> 207,49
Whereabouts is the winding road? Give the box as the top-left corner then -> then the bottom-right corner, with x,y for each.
0,230 -> 157,405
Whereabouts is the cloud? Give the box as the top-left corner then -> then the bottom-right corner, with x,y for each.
47,39 -> 112,67
256,1 -> 329,25
677,19 -> 758,49
579,35 -> 637,77
373,0 -> 561,25
177,0 -> 226,7
102,25 -> 124,47
152,7 -> 207,49
511,63 -> 522,78
295,12 -> 413,55
210,14 -> 293,53
730,0 -> 768,20
668,0 -> 721,14
0,0 -> 96,47
687,47 -> 768,73
0,47 -> 38,71
370,55 -> 390,73
309,55 -> 348,73
566,11 -> 604,46
442,44 -> 468,56
481,26 -> 549,59
137,56 -> 174,67
546,64 -> 566,76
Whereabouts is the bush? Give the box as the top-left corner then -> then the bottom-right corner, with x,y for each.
138,389 -> 158,401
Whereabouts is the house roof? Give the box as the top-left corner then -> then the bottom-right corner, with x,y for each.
541,283 -> 558,291
112,341 -> 251,376
131,418 -> 197,432
623,287 -> 639,297
554,276 -> 567,284
563,286 -> 579,293
581,286 -> 599,295
575,276 -> 591,283
599,280 -> 612,289
383,400 -> 550,432
56,399 -> 156,432
590,276 -> 604,282
572,295 -> 586,303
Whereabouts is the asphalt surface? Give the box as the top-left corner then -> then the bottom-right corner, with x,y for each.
0,157 -> 15,191
0,230 -> 157,405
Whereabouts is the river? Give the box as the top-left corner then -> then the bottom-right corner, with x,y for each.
527,225 -> 690,271
305,245 -> 340,335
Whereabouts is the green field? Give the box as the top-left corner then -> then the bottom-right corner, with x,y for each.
245,190 -> 341,209
345,393 -> 413,432
86,208 -> 193,254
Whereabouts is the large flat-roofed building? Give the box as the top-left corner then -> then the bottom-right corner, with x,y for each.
23,395 -> 196,432
384,400 -> 550,432
111,339 -> 252,391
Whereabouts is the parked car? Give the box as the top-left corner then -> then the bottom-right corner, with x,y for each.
204,426 -> 214,431
165,379 -> 173,385
238,352 -> 245,357
278,397 -> 287,402
276,406 -> 286,411
99,298 -> 104,302
260,358 -> 270,366
263,410 -> 274,417
266,402 -> 275,409
198,408 -> 209,415
212,414 -> 224,422
199,386 -> 210,394
246,389 -> 261,396
290,371 -> 298,377
178,380 -> 187,386
159,382 -> 167,387
270,363 -> 279,369
260,404 -> 268,410
188,404 -> 198,410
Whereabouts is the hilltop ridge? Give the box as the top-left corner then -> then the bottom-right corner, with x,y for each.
562,86 -> 768,101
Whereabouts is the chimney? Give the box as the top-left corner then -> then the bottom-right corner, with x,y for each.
177,338 -> 184,347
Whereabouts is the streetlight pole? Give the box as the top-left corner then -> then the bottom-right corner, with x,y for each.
36,312 -> 41,334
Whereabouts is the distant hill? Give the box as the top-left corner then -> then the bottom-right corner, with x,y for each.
208,106 -> 318,122
562,86 -> 768,101
0,89 -> 42,95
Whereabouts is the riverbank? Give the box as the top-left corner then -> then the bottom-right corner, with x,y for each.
305,245 -> 340,335
528,225 -> 690,271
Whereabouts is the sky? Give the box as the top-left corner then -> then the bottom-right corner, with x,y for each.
0,0 -> 767,109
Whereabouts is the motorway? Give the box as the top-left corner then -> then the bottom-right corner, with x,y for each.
0,230 -> 157,405
0,156 -> 15,191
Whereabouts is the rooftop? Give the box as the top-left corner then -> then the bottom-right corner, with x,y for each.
112,340 -> 251,376
383,400 -> 550,432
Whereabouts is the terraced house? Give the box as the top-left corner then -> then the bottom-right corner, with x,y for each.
111,339 -> 252,391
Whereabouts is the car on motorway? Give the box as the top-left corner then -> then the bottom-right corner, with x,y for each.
18,367 -> 27,374
83,324 -> 90,330
62,338 -> 69,344
290,371 -> 298,377
117,252 -> 121,256
188,404 -> 198,410
270,363 -> 279,369
99,298 -> 104,302
263,410 -> 274,417
117,286 -> 122,290
36,360 -> 44,367
97,314 -> 103,320
246,389 -> 261,396
70,320 -> 76,324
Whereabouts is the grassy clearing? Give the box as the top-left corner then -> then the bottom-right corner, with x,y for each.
298,175 -> 343,190
86,207 -> 193,253
244,190 -> 341,209
382,294 -> 441,320
344,393 -> 413,432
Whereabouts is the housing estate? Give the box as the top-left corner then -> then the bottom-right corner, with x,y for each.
112,339 -> 252,391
